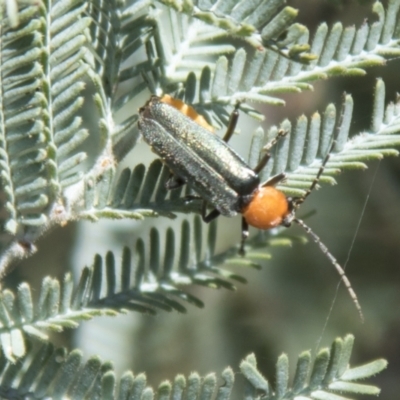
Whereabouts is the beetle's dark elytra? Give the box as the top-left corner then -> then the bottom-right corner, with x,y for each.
139,96 -> 259,216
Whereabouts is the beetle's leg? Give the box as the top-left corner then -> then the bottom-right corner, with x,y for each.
202,201 -> 221,222
253,152 -> 271,174
166,173 -> 186,190
239,217 -> 249,256
204,209 -> 221,222
221,103 -> 240,143
253,129 -> 288,174
263,129 -> 288,151
261,172 -> 286,187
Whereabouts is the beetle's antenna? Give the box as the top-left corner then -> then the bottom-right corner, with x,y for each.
288,138 -> 364,320
294,217 -> 364,321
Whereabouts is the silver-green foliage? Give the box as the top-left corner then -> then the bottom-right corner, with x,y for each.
0,334 -> 387,400
0,0 -> 89,270
1,0 -> 400,268
0,0 -> 399,397
0,0 -> 91,236
0,215 -> 304,359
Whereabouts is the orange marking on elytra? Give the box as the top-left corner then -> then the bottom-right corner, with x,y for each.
160,95 -> 215,132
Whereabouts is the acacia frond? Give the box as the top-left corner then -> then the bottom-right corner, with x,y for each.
80,159 -> 198,221
0,1 -> 91,242
142,7 -> 236,84
241,335 -> 386,400
154,0 -> 312,62
250,79 -> 400,196
89,0 -> 400,161
85,0 -> 153,161
162,0 -> 400,109
0,215 -> 299,358
0,335 -> 386,399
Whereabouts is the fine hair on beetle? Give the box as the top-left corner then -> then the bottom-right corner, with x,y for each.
139,95 -> 363,320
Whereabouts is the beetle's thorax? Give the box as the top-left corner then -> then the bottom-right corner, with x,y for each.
241,186 -> 290,230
